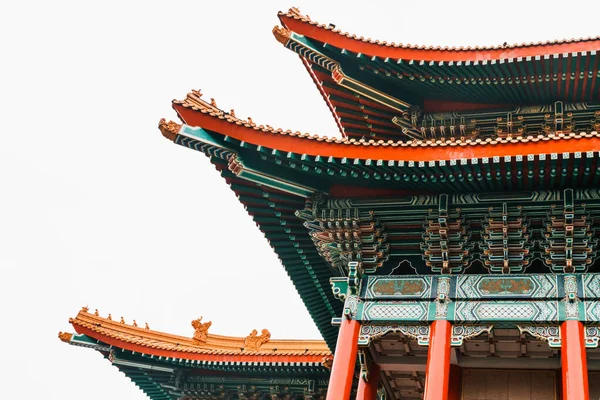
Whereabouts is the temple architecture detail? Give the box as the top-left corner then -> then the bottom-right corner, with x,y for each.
61,308 -> 332,399
61,6 -> 600,400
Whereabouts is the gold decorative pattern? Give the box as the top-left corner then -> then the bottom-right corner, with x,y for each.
158,118 -> 181,142
243,329 -> 271,351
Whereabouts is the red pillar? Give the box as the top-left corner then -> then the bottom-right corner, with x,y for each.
561,320 -> 589,400
327,319 -> 360,400
423,320 -> 452,400
356,363 -> 380,400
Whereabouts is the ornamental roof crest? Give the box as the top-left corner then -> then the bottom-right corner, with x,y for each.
243,329 -> 271,351
191,317 -> 211,344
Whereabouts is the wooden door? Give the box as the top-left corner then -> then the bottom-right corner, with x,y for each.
461,369 -> 556,400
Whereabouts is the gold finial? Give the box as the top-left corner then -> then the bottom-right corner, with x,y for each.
81,305 -> 89,312
191,317 -> 212,343
247,117 -> 254,126
120,317 -> 125,324
210,98 -> 217,107
145,323 -> 150,330
133,320 -> 138,327
321,356 -> 333,370
158,118 -> 181,142
58,332 -> 73,343
243,329 -> 271,351
272,26 -> 292,45
191,89 -> 202,97
230,109 -> 236,117
107,313 -> 112,321
94,309 -> 99,316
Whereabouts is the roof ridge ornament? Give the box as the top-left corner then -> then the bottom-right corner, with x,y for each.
244,329 -> 271,351
158,118 -> 181,142
58,332 -> 73,343
272,25 -> 291,45
191,317 -> 211,344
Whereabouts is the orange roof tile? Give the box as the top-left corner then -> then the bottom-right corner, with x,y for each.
278,8 -> 600,62
65,308 -> 331,364
170,90 -> 600,162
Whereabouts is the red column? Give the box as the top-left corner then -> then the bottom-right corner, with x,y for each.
356,363 -> 380,400
423,320 -> 452,400
561,320 -> 589,400
327,319 -> 360,400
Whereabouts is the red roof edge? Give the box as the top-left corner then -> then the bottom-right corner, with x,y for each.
279,11 -> 600,63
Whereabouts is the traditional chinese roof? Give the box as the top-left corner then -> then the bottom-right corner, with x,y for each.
170,90 -> 600,192
164,88 -> 600,340
60,308 -> 332,399
275,8 -> 600,140
64,308 -> 330,361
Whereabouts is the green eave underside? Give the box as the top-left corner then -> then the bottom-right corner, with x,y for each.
179,125 -> 600,194
101,344 -> 330,399
294,35 -> 599,106
175,127 -> 341,348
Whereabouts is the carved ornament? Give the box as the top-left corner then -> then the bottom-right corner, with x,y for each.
244,329 -> 271,351
58,332 -> 73,343
158,118 -> 181,141
272,26 -> 292,45
191,317 -> 212,344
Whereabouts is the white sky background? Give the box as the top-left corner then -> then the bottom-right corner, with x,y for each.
1,0 -> 599,398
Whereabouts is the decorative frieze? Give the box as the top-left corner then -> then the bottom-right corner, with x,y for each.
451,325 -> 493,346
585,326 -> 600,348
455,301 -> 558,323
333,274 -> 600,323
517,325 -> 561,348
358,324 -> 492,347
358,324 -> 430,346
456,275 -> 557,299
364,276 -> 434,300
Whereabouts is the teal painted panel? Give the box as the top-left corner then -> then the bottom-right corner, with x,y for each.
456,275 -> 558,300
363,276 -> 434,300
